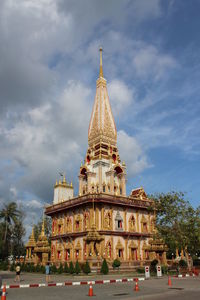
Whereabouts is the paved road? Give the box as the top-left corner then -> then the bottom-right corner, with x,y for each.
3,277 -> 200,300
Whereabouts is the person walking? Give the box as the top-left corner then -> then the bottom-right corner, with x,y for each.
15,264 -> 21,282
45,262 -> 50,283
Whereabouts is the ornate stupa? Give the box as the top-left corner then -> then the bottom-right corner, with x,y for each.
33,220 -> 50,265
45,48 -> 167,269
25,228 -> 36,263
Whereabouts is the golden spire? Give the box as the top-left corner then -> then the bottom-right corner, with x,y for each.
99,47 -> 103,78
63,175 -> 66,184
41,219 -> 45,236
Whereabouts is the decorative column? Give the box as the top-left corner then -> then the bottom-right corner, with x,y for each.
101,207 -> 104,230
98,164 -> 102,193
87,171 -> 92,193
78,175 -> 84,195
120,173 -> 126,196
125,239 -> 128,261
124,209 -> 127,231
136,211 -> 139,232
110,170 -> 114,194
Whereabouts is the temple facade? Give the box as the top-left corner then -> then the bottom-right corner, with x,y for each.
45,49 -> 167,268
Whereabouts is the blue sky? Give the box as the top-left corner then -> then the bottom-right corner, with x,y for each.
0,0 -> 200,238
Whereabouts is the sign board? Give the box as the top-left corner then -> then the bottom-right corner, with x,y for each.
156,265 -> 162,277
145,266 -> 150,279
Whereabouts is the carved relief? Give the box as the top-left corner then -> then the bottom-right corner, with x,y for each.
74,214 -> 82,232
128,215 -> 136,232
66,216 -> 72,232
104,210 -> 112,230
105,240 -> 112,259
141,215 -> 148,233
83,211 -> 90,230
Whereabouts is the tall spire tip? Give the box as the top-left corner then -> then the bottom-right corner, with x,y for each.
99,47 -> 103,78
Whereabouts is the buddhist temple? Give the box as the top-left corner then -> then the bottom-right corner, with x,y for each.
25,220 -> 50,265
25,228 -> 36,263
45,49 -> 167,269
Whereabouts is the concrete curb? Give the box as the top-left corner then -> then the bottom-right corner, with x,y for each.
1,277 -> 145,289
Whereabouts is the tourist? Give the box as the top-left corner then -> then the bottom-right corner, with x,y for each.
15,264 -> 21,282
45,262 -> 50,283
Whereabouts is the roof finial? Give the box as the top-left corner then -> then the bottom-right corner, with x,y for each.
99,47 -> 103,78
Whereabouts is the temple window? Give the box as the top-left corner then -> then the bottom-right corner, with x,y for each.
65,249 -> 70,261
75,250 -> 79,259
92,186 -> 94,192
118,220 -> 123,229
112,154 -> 116,162
96,185 -> 99,193
145,250 -> 149,260
58,224 -> 61,234
118,249 -> 123,258
115,211 -> 123,230
57,251 -> 61,260
103,185 -> 106,192
120,187 -> 122,195
108,185 -> 110,192
143,222 -> 148,232
76,221 -> 80,229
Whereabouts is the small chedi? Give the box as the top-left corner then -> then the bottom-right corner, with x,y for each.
45,49 -> 167,270
25,220 -> 50,265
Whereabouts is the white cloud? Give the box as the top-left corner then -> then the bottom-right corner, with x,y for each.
118,130 -> 150,177
108,80 -> 134,116
26,199 -> 44,209
1,80 -> 92,201
133,45 -> 177,80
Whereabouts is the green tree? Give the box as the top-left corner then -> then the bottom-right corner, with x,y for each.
0,202 -> 25,259
0,202 -> 20,242
100,259 -> 109,274
11,218 -> 26,257
151,192 -> 200,257
69,261 -> 75,274
64,262 -> 69,273
74,261 -> 81,274
83,261 -> 91,274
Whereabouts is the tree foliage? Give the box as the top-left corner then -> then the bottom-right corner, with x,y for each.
83,261 -> 91,274
151,191 -> 200,257
100,258 -> 109,274
0,202 -> 25,259
74,260 -> 81,274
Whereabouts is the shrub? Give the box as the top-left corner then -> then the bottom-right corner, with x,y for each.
179,259 -> 188,268
2,261 -> 9,271
10,263 -> 15,272
161,265 -> 168,274
69,261 -> 75,274
136,267 -> 145,274
112,259 -> 121,269
35,264 -> 41,272
41,265 -> 45,274
150,259 -> 158,273
21,263 -> 25,271
100,259 -> 109,275
64,262 -> 69,273
58,263 -> 63,274
193,259 -> 200,266
26,264 -> 31,272
50,264 -> 57,274
75,261 -> 81,274
83,261 -> 91,274
30,263 -> 35,272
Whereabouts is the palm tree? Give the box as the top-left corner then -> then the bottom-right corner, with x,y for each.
0,202 -> 20,242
